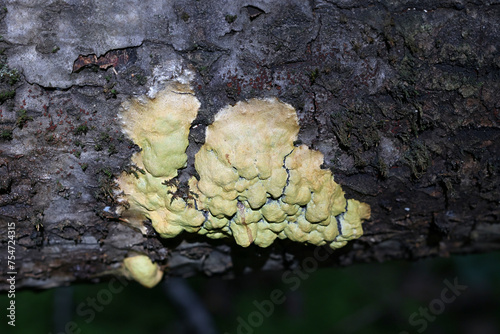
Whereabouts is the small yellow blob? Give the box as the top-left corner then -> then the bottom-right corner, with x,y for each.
122,255 -> 163,288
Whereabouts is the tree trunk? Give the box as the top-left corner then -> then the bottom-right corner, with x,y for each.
0,0 -> 499,290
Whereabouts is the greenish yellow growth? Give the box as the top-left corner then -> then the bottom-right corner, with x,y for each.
118,90 -> 370,249
122,255 -> 163,288
193,98 -> 299,217
117,83 -> 205,236
120,82 -> 200,179
191,99 -> 370,248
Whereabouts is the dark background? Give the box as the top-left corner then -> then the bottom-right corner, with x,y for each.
2,251 -> 499,334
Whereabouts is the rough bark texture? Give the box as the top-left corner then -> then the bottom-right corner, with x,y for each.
0,0 -> 499,290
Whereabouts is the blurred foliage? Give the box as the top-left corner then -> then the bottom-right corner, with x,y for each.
1,251 -> 499,334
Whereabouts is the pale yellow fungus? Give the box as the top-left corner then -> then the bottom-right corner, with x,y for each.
117,88 -> 370,250
117,83 -> 205,236
119,82 -> 199,179
191,99 -> 370,248
122,255 -> 163,288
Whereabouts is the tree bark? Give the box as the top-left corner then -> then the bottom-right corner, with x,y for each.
0,0 -> 499,290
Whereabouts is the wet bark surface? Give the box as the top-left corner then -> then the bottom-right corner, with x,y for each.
0,0 -> 499,290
